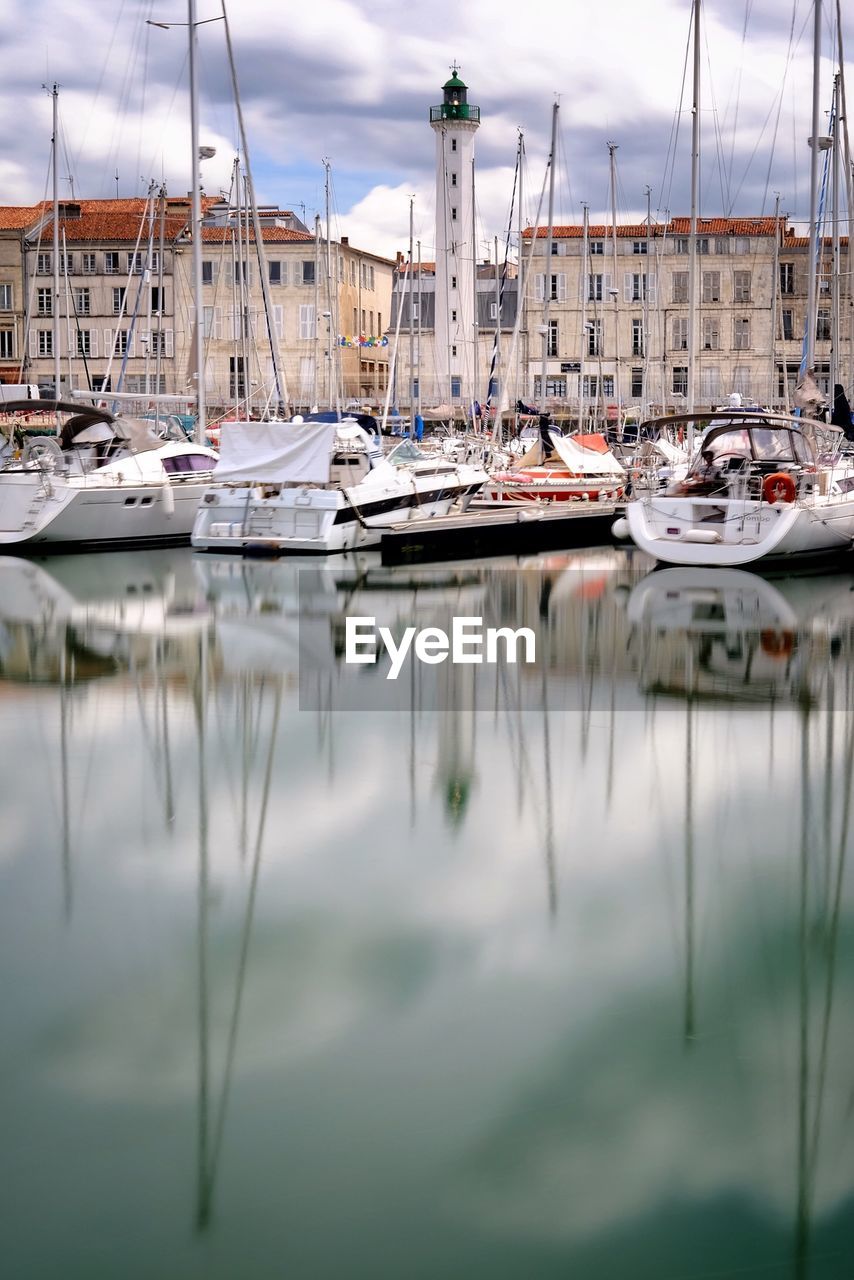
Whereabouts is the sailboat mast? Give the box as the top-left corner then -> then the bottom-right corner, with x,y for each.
687,0 -> 700,428
409,196 -> 415,418
579,202 -> 589,430
609,142 -> 621,425
188,0 -> 206,443
51,84 -> 61,402
539,101 -> 558,413
806,0 -> 822,374
831,75 -> 841,394
770,192 -> 783,408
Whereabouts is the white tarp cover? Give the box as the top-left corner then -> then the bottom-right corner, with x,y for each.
213,421 -> 334,484
549,433 -> 626,476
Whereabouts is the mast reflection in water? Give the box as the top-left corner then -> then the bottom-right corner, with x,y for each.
0,547 -> 852,1278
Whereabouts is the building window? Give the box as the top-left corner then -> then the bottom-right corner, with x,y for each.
0,284 -> 11,310
733,270 -> 751,303
59,252 -> 73,274
534,376 -> 567,398
816,309 -> 831,341
104,252 -> 120,274
672,316 -> 688,350
602,375 -> 615,397
451,376 -> 461,396
74,287 -> 90,316
451,345 -> 457,357
631,318 -> 644,356
632,240 -> 648,255
451,139 -> 457,153
148,330 -> 172,356
702,316 -> 719,350
587,319 -> 602,356
588,273 -> 605,302
450,172 -> 457,187
628,273 -> 647,302
229,356 -> 246,399
715,237 -> 729,254
674,238 -> 689,254
451,275 -> 457,289
36,253 -> 52,274
113,329 -> 130,355
780,263 -> 794,294
451,309 -> 457,322
701,271 -> 720,303
113,287 -> 126,315
269,260 -> 284,285
202,261 -> 214,286
697,238 -> 709,254
782,309 -> 794,340
38,329 -> 53,357
128,252 -> 144,274
700,367 -> 721,401
150,287 -> 164,315
82,252 -> 96,274
671,271 -> 688,303
631,367 -> 644,397
0,329 -> 15,358
36,288 -> 52,316
77,329 -> 92,356
301,261 -> 315,286
733,318 -> 751,349
589,241 -> 604,256
672,366 -> 688,396
451,207 -> 458,220
547,319 -> 558,357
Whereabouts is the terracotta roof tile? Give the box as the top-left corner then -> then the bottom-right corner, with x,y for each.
199,226 -> 313,243
523,216 -> 788,239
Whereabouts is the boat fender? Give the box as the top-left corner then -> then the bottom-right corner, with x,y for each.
161,481 -> 175,517
763,472 -> 797,504
611,516 -> 630,539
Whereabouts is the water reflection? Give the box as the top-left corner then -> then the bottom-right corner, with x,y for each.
0,547 -> 852,1278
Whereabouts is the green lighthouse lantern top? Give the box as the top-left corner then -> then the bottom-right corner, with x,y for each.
430,64 -> 480,124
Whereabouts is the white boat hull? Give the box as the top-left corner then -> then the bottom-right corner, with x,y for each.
0,471 -> 210,549
625,492 -> 854,566
192,466 -> 486,555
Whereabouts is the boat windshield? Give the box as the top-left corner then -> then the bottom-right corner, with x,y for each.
688,424 -> 812,477
386,440 -> 427,465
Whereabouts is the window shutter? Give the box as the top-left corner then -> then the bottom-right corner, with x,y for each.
557,273 -> 567,301
273,305 -> 284,340
127,331 -> 135,358
534,274 -> 544,302
647,273 -> 657,304
623,272 -> 632,302
28,329 -> 38,358
90,330 -> 98,358
213,308 -> 222,340
104,328 -> 113,356
165,330 -> 173,357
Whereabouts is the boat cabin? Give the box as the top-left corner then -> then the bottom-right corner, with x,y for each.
669,418 -> 815,497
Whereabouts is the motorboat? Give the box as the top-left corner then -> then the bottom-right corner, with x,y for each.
0,400 -> 218,551
616,410 -> 854,567
482,428 -> 625,505
191,414 -> 488,555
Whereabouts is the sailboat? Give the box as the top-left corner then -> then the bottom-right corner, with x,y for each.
0,36 -> 218,551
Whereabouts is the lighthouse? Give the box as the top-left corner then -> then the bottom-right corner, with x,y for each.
430,67 -> 480,407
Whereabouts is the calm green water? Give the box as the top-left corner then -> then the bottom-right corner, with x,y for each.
1,546 -> 853,1279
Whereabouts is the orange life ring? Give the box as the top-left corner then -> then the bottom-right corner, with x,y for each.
763,471 -> 797,504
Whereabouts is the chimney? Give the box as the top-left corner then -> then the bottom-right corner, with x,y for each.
341,235 -> 349,245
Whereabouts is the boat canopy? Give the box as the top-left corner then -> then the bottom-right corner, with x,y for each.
549,432 -> 625,476
695,422 -> 814,469
213,421 -> 335,484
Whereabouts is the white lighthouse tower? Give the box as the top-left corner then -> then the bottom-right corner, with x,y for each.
430,67 -> 480,408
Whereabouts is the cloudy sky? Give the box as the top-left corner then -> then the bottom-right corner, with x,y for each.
0,0 -> 848,261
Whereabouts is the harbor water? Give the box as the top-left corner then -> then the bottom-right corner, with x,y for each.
1,545 -> 853,1278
